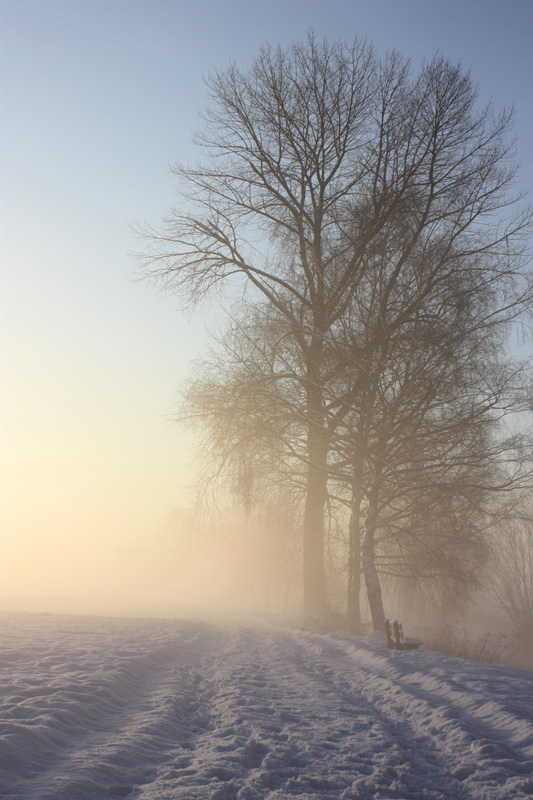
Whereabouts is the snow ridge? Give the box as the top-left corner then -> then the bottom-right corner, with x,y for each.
1,613 -> 532,799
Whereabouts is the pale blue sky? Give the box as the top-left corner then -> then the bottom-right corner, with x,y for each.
1,0 -> 532,614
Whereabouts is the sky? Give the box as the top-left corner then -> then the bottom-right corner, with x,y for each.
1,0 -> 532,617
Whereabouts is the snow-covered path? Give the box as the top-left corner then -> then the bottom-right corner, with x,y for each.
1,614 -> 532,799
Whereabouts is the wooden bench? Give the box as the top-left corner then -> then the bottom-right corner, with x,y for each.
385,619 -> 423,650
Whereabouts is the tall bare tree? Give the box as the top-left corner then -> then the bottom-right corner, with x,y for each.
138,35 -> 531,614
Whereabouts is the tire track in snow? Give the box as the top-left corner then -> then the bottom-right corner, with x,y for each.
132,625 -> 368,799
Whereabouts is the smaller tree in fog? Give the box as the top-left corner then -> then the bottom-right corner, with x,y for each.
325,270 -> 533,631
180,305 -> 307,610
492,517 -> 533,645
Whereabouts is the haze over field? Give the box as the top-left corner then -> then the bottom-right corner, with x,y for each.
2,0 -> 533,619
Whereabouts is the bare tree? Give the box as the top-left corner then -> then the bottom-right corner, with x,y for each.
327,300 -> 533,630
180,305 -> 308,511
138,34 -> 531,614
492,516 -> 533,645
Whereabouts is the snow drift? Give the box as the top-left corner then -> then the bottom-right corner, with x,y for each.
1,612 -> 532,799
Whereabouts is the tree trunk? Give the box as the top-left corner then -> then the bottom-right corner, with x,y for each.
347,484 -> 363,632
302,444 -> 328,614
362,484 -> 386,630
303,340 -> 328,615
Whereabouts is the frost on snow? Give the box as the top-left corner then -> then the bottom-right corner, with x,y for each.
0,613 -> 532,799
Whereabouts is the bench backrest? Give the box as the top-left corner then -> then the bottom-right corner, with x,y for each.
385,618 -> 404,649
393,619 -> 404,647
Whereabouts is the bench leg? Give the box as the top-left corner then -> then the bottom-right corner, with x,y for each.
385,619 -> 395,648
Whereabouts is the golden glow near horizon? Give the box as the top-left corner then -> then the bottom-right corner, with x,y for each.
1,358 -> 296,618
0,335 -> 202,617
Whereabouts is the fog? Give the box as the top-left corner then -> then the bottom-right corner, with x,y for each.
0,505 -> 300,620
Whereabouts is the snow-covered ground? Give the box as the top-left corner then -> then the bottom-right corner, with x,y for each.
1,613 -> 532,799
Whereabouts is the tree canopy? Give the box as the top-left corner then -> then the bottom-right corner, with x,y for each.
139,34 -> 533,620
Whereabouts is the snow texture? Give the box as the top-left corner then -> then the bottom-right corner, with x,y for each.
1,612 -> 532,799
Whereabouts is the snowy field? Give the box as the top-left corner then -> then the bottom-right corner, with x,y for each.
1,613 -> 532,800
